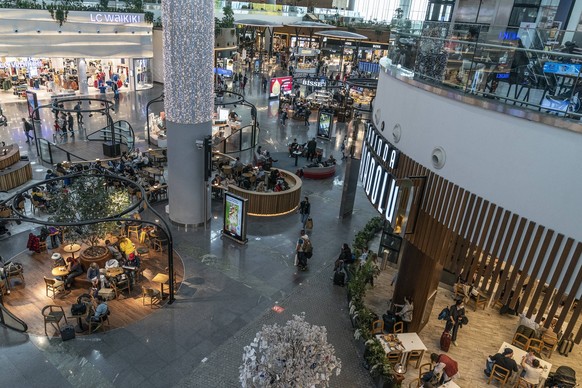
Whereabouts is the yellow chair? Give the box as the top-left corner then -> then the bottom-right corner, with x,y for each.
512,332 -> 530,350
42,305 -> 68,336
127,225 -> 140,241
527,338 -> 543,355
371,319 -> 384,335
407,350 -> 424,369
488,364 -> 510,385
393,321 -> 404,334
387,351 -> 402,365
44,277 -> 64,299
541,332 -> 558,358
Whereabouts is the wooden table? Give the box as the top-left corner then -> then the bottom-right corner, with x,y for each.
63,243 -> 81,259
51,266 -> 69,277
152,273 -> 169,298
106,267 -> 124,277
498,341 -> 551,387
143,167 -> 164,180
377,333 -> 427,369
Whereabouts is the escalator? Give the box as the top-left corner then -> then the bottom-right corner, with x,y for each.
0,296 -> 28,332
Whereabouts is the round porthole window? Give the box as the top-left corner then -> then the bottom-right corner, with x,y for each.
432,147 -> 446,169
392,124 -> 401,143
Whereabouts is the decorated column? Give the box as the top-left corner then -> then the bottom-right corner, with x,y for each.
162,0 -> 214,226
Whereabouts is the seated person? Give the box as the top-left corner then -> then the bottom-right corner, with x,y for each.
240,178 -> 251,190
64,256 -> 84,290
256,180 -> 266,192
232,157 -> 243,170
288,138 -> 299,156
485,348 -> 518,377
31,186 -> 47,205
326,154 -> 336,165
518,309 -> 540,332
87,262 -> 100,288
211,174 -> 223,198
242,163 -> 253,174
256,166 -> 266,181
521,356 -> 542,386
86,296 -> 108,322
119,237 -> 136,260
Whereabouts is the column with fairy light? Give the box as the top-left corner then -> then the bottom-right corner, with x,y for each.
161,0 -> 214,226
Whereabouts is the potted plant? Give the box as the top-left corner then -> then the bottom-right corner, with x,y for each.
48,174 -> 132,267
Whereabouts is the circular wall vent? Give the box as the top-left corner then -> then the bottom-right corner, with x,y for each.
392,124 -> 401,143
432,147 -> 446,169
374,109 -> 381,126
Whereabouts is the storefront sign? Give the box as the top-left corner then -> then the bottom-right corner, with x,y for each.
301,78 -> 327,88
0,59 -> 42,69
359,123 -> 401,224
89,12 -> 143,24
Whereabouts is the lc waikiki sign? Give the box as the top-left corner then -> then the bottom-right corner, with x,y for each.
359,123 -> 401,224
89,13 -> 143,23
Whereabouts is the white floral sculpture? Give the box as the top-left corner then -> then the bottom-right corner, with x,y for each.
240,314 -> 342,387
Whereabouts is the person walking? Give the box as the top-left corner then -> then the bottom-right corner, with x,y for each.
280,109 -> 288,125
67,113 -> 75,136
304,108 -> 311,126
341,135 -> 348,160
306,138 -> 317,162
74,101 -> 83,127
298,197 -> 310,229
22,118 -> 34,143
295,229 -> 310,271
445,299 -> 466,346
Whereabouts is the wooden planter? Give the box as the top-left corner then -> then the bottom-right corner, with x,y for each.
80,246 -> 112,269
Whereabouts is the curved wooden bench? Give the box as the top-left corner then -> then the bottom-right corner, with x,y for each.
303,164 -> 336,179
228,169 -> 302,216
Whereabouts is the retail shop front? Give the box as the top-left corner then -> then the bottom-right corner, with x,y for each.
0,9 -> 153,103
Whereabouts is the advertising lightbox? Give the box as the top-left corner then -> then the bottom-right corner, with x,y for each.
223,192 -> 248,244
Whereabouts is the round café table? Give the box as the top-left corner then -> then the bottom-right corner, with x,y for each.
106,267 -> 124,277
63,243 -> 81,259
51,266 -> 69,277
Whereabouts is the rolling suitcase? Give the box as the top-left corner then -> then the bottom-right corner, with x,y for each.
333,270 -> 345,286
60,324 -> 75,341
440,330 -> 451,352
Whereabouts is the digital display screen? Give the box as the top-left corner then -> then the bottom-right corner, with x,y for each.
223,192 -> 246,242
317,111 -> 332,139
543,62 -> 581,76
26,91 -> 39,120
269,76 -> 293,98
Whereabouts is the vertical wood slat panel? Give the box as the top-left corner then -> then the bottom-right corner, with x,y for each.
465,202 -> 493,286
526,234 -> 564,319
552,243 -> 582,335
427,181 -> 451,258
482,210 -> 511,294
442,190 -> 469,271
459,197 -> 484,278
487,211 -> 519,301
421,172 -> 436,211
477,207 -> 504,289
435,180 -> 452,224
428,176 -> 444,218
452,194 -> 477,276
412,210 -> 428,248
467,203 -> 496,287
535,238 -> 574,324
494,217 -> 527,302
509,225 -> 545,310
520,230 -> 554,314
501,221 -> 536,305
451,189 -> 470,236
436,186 -> 459,261
541,241 -> 579,329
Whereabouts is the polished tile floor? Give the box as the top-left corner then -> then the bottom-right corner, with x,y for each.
0,74 -> 380,387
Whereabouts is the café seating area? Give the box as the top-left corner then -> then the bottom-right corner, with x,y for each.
1,230 -> 184,336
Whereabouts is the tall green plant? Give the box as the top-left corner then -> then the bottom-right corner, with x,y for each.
48,175 -> 131,247
98,0 -> 109,11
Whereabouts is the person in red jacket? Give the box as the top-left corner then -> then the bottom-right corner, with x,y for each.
429,353 -> 460,384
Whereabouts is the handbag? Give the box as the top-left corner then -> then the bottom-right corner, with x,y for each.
306,217 -> 313,230
71,303 -> 87,316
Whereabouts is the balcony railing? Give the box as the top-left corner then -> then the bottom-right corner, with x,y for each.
383,21 -> 582,121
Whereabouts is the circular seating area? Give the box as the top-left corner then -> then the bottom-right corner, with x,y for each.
227,169 -> 302,216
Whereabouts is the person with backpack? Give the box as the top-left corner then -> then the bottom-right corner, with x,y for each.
422,353 -> 459,385
295,229 -> 311,271
22,118 -> 34,143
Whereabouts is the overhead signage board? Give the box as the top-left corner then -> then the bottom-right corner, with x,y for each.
359,123 -> 401,224
301,78 -> 327,88
89,12 -> 143,24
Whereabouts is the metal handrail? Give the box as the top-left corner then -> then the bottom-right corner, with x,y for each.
214,124 -> 258,154
0,297 -> 28,333
86,120 -> 135,151
37,138 -> 88,165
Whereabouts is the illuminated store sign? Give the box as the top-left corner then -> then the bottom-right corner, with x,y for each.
89,12 -> 142,23
301,78 -> 327,88
0,59 -> 42,69
359,123 -> 401,223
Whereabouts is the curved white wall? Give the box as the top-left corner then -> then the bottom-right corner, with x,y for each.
375,71 -> 582,241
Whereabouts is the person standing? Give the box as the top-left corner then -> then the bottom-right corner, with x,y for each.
22,118 -> 34,143
74,101 -> 83,127
304,108 -> 311,126
243,74 -> 248,90
306,137 -> 317,162
445,299 -> 466,346
395,296 -> 414,332
425,353 -> 460,385
295,229 -> 310,271
67,113 -> 75,136
341,135 -> 348,160
298,196 -> 310,229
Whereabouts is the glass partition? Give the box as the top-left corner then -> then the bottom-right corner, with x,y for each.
385,22 -> 582,119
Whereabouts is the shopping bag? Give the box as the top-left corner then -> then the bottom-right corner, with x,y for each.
306,217 -> 313,230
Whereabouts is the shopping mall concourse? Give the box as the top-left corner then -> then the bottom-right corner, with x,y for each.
1,1 -> 582,388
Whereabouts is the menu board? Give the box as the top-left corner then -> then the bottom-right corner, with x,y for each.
269,76 -> 293,98
223,192 -> 248,243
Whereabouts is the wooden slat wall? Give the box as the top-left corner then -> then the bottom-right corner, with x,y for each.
386,153 -> 581,342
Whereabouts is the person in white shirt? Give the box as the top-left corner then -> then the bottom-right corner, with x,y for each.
518,309 -> 540,332
521,357 -> 542,385
395,296 -> 414,332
